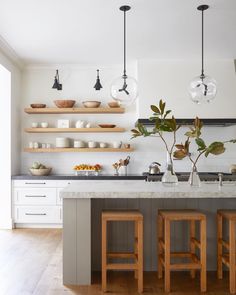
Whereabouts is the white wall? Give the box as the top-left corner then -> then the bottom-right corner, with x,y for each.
0,49 -> 21,229
138,59 -> 236,118
21,65 -> 138,174
21,60 -> 236,176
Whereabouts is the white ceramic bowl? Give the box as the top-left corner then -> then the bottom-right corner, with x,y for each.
82,101 -> 101,108
41,122 -> 49,128
31,122 -> 38,128
88,141 -> 97,148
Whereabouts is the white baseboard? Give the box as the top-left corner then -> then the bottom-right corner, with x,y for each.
14,223 -> 62,229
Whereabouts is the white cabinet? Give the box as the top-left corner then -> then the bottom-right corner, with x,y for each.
12,179 -> 68,227
14,206 -> 61,223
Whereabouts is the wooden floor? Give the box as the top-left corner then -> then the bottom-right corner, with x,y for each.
0,229 -> 232,294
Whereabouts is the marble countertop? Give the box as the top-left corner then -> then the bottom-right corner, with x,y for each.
61,180 -> 236,199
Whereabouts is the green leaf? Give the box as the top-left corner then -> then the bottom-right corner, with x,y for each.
175,144 -> 184,150
159,101 -> 165,115
173,150 -> 187,159
150,105 -> 160,114
205,142 -> 226,157
229,139 -> 236,143
164,110 -> 171,118
195,138 -> 206,150
131,129 -> 140,134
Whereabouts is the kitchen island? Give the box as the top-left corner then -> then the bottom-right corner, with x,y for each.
61,180 -> 236,285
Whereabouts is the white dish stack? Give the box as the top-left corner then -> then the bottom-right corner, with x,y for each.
56,137 -> 70,148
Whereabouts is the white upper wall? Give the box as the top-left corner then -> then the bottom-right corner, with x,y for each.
0,0 -> 235,64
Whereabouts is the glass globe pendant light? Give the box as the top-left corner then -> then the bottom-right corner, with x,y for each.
110,5 -> 138,105
189,5 -> 217,104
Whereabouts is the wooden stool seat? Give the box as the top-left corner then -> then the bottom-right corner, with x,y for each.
157,209 -> 207,293
159,209 -> 205,220
217,210 -> 236,294
102,210 -> 143,293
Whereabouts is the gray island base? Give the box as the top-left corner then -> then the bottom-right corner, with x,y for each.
61,180 -> 236,285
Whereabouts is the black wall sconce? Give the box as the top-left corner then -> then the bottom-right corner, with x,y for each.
52,69 -> 62,90
94,69 -> 103,90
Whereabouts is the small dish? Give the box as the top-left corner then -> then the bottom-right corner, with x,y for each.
99,124 -> 116,128
108,101 -> 120,108
83,101 -> 101,108
30,104 -> 46,108
54,100 -> 76,108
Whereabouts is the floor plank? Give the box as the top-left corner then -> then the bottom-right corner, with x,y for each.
0,229 -> 232,294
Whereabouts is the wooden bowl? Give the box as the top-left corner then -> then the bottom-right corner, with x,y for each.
99,124 -> 116,128
108,101 -> 120,108
30,104 -> 46,108
54,100 -> 76,108
29,168 -> 52,176
83,101 -> 101,108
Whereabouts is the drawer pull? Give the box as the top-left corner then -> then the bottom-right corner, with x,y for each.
25,182 -> 46,185
25,195 -> 46,198
25,213 -> 47,216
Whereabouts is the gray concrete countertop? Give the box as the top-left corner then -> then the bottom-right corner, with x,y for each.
61,180 -> 236,199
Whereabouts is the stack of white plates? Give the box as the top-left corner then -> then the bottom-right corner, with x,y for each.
56,137 -> 70,148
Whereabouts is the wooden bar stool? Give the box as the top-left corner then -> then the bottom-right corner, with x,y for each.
101,210 -> 143,293
217,210 -> 236,294
157,209 -> 207,293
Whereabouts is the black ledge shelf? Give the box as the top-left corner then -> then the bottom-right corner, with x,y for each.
136,118 -> 236,127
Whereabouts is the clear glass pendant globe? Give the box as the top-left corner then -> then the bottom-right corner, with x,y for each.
110,75 -> 138,105
189,75 -> 217,104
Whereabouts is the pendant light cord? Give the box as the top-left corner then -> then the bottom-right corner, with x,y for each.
123,9 -> 127,79
201,9 -> 204,78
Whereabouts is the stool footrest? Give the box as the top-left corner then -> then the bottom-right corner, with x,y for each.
170,262 -> 201,270
107,252 -> 136,259
171,252 -> 194,258
106,263 -> 138,270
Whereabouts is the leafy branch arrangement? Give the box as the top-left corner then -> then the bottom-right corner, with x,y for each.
173,117 -> 236,173
131,99 -> 180,174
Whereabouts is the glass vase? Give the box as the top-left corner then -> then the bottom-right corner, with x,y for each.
161,152 -> 178,186
189,165 -> 201,187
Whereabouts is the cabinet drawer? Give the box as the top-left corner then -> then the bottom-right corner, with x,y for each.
14,206 -> 62,223
14,188 -> 57,205
13,180 -> 57,188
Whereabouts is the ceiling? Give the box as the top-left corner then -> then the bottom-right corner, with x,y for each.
0,0 -> 236,65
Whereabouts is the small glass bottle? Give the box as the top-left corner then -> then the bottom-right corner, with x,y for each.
161,152 -> 178,186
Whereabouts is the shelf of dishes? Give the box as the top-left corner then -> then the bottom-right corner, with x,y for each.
25,127 -> 125,133
26,100 -> 124,114
24,148 -> 134,153
26,138 -> 133,152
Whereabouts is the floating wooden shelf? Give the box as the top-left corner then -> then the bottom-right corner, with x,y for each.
24,107 -> 125,114
24,148 -> 134,153
25,127 -> 125,133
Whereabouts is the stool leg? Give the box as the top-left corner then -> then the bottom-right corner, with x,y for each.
217,212 -> 223,279
102,219 -> 107,292
200,218 -> 207,292
134,221 -> 138,279
164,219 -> 171,293
229,220 -> 236,294
190,220 -> 196,279
157,214 -> 163,279
137,219 -> 143,293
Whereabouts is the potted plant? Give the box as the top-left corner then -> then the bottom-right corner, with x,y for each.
131,99 -> 180,185
173,117 -> 236,186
